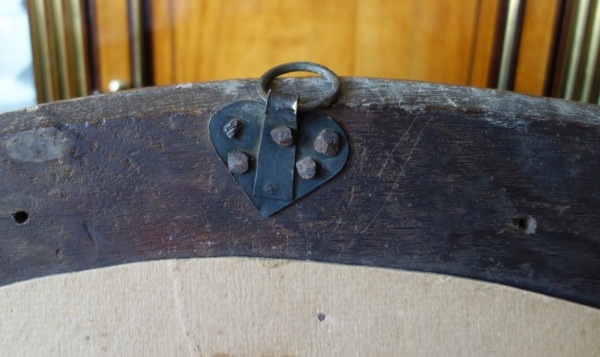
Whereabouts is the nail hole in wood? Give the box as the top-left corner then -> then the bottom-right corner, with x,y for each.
12,211 -> 29,225
318,313 -> 326,321
514,215 -> 536,234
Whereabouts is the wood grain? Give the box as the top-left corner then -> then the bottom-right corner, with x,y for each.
354,0 -> 416,79
514,0 -> 560,95
166,0 -> 482,84
410,0 -> 479,84
150,0 -> 173,85
172,0 -> 356,82
469,0 -> 501,87
94,0 -> 131,92
1,78 -> 600,309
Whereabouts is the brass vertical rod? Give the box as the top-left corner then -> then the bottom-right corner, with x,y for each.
498,0 -> 522,90
50,0 -> 71,99
580,0 -> 600,102
129,0 -> 144,88
31,0 -> 55,102
564,0 -> 591,100
68,0 -> 89,97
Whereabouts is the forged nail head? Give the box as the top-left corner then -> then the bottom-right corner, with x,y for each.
227,151 -> 249,174
271,126 -> 293,146
314,130 -> 340,156
223,118 -> 242,139
296,157 -> 316,179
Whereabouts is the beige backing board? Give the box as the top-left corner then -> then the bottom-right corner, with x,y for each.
0,257 -> 599,356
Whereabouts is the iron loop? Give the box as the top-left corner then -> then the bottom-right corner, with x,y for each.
257,62 -> 341,112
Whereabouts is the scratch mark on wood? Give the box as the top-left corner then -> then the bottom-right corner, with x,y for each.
347,185 -> 356,207
356,144 -> 366,175
345,118 -> 433,252
329,218 -> 343,241
445,95 -> 458,108
84,221 -> 98,246
557,205 -> 571,214
376,114 -> 419,178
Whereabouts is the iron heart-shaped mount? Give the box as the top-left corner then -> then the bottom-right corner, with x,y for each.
209,62 -> 349,216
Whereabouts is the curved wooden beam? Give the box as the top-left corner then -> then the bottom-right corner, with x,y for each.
1,78 -> 600,308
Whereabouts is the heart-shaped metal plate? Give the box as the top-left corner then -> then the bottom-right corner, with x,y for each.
209,100 -> 349,216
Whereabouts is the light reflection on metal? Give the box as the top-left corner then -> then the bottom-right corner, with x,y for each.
28,0 -> 90,102
30,0 -> 55,103
129,0 -> 145,88
497,0 -> 522,90
68,0 -> 89,97
564,0 -> 591,100
108,79 -> 130,93
50,0 -> 71,99
581,0 -> 600,102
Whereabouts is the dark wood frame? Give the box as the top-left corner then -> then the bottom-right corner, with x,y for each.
1,78 -> 600,308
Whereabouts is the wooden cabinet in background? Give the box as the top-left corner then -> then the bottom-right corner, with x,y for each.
148,0 -> 494,86
28,0 -> 600,104
89,0 -> 499,88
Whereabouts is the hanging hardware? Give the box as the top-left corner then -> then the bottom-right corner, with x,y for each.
209,62 -> 349,216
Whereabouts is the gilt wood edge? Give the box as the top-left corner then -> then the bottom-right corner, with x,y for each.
1,78 -> 600,308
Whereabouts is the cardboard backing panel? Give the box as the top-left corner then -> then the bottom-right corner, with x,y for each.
0,257 -> 598,356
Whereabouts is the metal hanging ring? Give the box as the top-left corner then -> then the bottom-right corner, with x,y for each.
257,62 -> 341,112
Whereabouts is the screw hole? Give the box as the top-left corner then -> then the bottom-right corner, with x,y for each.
12,211 -> 29,224
514,215 -> 536,234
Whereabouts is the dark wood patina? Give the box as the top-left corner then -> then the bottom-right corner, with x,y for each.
1,78 -> 600,308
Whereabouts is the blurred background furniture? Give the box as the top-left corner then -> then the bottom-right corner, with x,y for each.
24,0 -> 600,104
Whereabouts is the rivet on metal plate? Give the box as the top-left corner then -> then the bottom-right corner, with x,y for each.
209,62 -> 349,216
